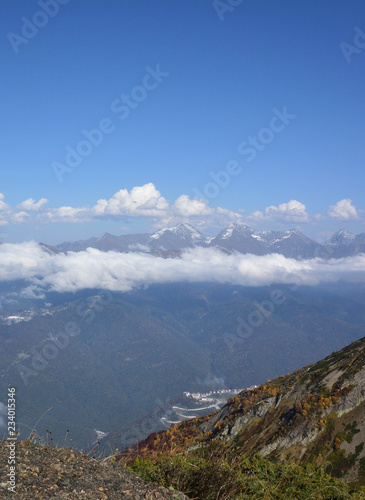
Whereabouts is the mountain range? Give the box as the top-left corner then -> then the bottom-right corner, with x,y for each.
55,223 -> 365,260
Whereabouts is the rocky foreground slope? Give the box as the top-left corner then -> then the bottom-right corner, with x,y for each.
0,439 -> 188,499
2,337 -> 365,498
117,336 -> 365,487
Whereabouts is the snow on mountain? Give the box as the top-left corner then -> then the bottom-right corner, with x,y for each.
326,229 -> 356,246
210,224 -> 330,259
251,233 -> 265,242
150,223 -> 205,242
57,225 -> 207,254
220,222 -> 253,240
148,223 -> 209,251
325,230 -> 365,257
56,225 -> 364,260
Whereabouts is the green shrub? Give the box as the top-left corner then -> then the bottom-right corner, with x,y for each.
129,449 -> 360,499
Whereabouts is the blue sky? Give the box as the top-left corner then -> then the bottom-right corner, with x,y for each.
1,0 -> 364,244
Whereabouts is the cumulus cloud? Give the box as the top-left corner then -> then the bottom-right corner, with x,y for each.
39,207 -> 91,224
0,194 -> 47,225
92,183 -> 169,218
11,211 -> 31,224
328,199 -> 359,221
173,195 -> 213,217
20,284 -> 46,300
214,206 -> 242,224
1,186 -> 363,230
0,185 -> 243,228
0,194 -> 11,225
0,194 -> 10,212
159,195 -> 242,230
0,242 -> 364,294
248,200 -> 310,223
17,197 -> 48,211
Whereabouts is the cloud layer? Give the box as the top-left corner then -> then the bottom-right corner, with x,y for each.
0,242 -> 364,294
0,184 -> 362,231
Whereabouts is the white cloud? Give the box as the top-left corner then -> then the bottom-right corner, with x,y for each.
128,243 -> 151,252
328,199 -> 359,221
0,194 -> 48,225
93,183 -> 169,217
0,186 -> 362,231
0,242 -> 364,294
20,284 -> 46,300
155,209 -> 242,232
0,194 -> 10,212
165,195 -> 241,229
17,197 -> 48,211
0,242 -> 48,282
173,195 -> 213,217
39,207 -> 91,223
0,194 -> 11,226
215,206 -> 242,223
33,185 -> 242,227
11,211 -> 31,224
248,200 -> 310,223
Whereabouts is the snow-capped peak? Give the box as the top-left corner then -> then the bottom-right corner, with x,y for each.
336,229 -> 355,239
174,223 -> 204,240
150,224 -> 204,241
328,229 -> 356,246
220,222 -> 252,240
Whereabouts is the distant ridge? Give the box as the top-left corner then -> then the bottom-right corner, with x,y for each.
325,229 -> 365,258
55,223 -> 365,260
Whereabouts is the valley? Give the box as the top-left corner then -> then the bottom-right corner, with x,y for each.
1,280 -> 365,452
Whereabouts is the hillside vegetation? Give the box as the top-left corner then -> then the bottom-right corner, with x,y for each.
117,336 -> 365,498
